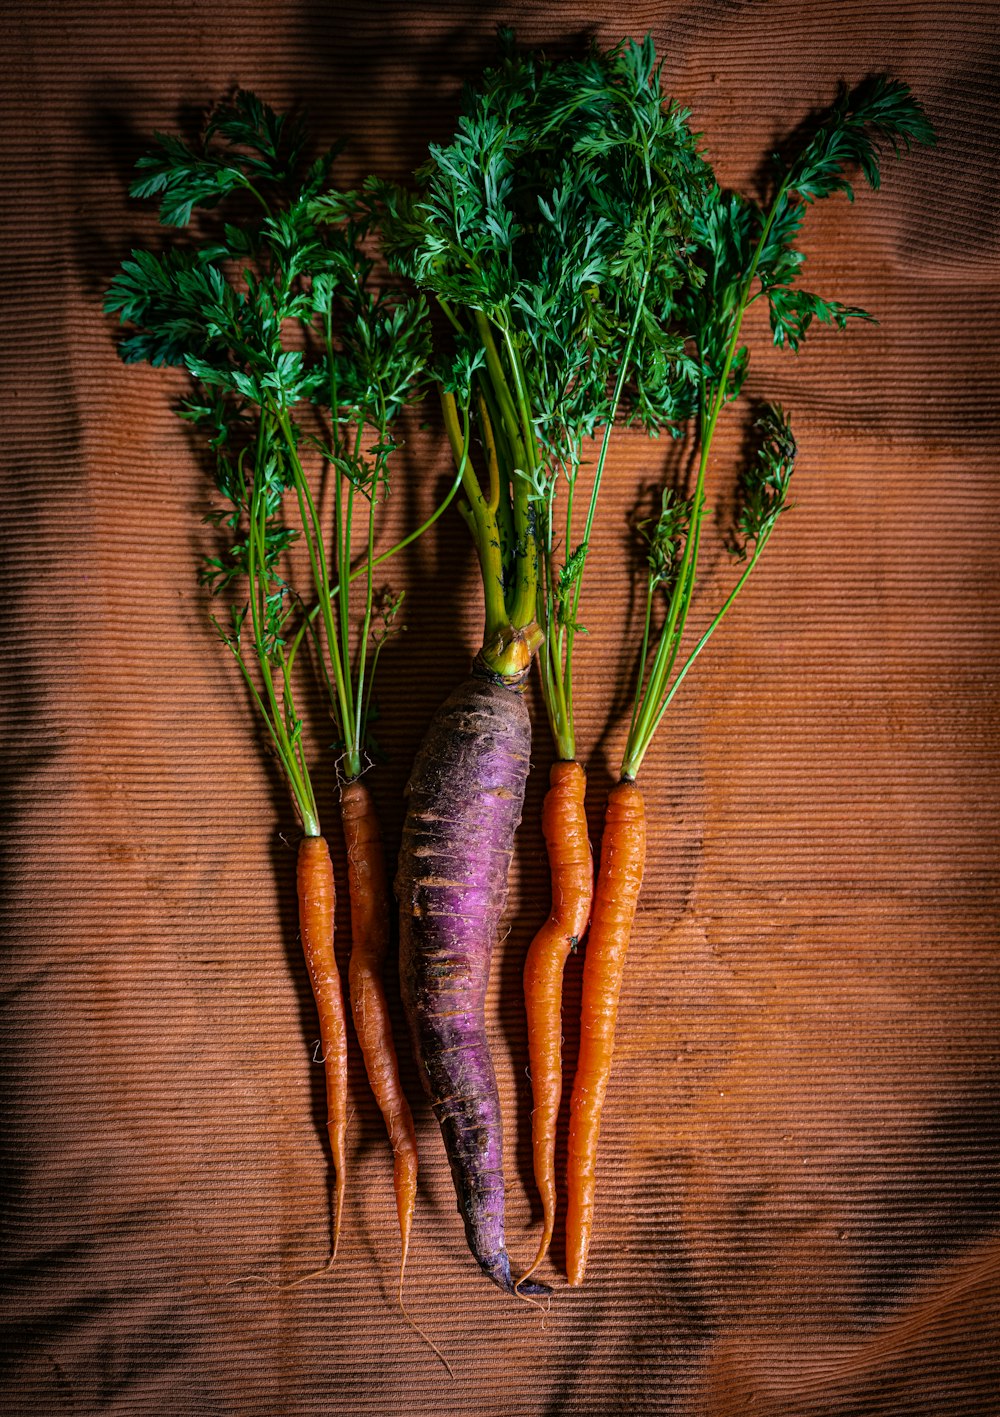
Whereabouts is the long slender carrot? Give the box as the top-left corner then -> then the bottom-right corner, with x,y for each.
108,93 -> 436,1288
297,833 -> 349,1261
340,779 -> 419,1289
559,81 -> 933,1290
519,759 -> 592,1283
564,780 -> 646,1286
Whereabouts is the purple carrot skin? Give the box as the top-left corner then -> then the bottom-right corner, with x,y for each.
396,669 -> 548,1296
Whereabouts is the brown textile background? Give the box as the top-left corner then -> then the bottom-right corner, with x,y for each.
2,2 -> 998,1413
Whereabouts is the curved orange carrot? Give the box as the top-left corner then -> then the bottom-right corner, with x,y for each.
565,779 -> 646,1286
340,780 -> 419,1289
297,833 -> 348,1261
519,759 -> 592,1283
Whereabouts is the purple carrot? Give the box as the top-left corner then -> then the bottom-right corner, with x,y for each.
397,669 -> 547,1295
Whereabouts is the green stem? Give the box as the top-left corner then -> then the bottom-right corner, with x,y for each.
285,421 -> 469,669
323,311 -> 358,759
440,388 -> 507,640
625,579 -> 657,750
622,539 -> 698,779
566,262 -> 652,679
243,415 -> 319,833
560,472 -> 577,737
545,633 -> 573,760
626,538 -> 769,778
537,258 -> 654,760
351,443 -> 382,780
276,408 -> 353,748
497,324 -> 539,631
621,186 -> 790,778
334,434 -> 357,748
474,309 -> 525,463
237,175 -> 272,216
359,632 -> 388,759
280,653 -> 314,814
536,473 -> 575,761
216,630 -> 319,837
478,377 -> 516,571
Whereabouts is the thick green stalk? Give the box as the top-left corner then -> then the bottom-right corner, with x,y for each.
478,377 -> 516,573
497,324 -> 539,631
473,309 -> 527,467
440,389 -> 508,641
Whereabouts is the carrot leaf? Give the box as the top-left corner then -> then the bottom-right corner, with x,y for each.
107,90 -> 430,802
621,77 -> 934,780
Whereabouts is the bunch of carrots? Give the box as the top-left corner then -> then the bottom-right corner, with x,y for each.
104,95 -> 458,1326
107,36 -> 933,1306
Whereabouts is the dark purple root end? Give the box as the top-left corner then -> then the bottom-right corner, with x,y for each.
435,1101 -> 550,1295
397,674 -> 538,1294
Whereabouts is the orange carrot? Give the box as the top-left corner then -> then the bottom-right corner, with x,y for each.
341,780 -> 419,1289
297,833 -> 349,1261
565,779 -> 646,1286
519,759 -> 592,1283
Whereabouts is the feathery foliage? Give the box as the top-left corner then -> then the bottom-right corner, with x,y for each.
106,91 -> 430,799
370,32 -> 713,726
623,72 -> 934,777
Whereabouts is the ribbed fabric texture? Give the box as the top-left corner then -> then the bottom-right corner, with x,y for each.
2,2 -> 998,1413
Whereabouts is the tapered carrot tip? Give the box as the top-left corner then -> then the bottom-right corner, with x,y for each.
482,1249 -> 550,1297
566,1235 -> 588,1287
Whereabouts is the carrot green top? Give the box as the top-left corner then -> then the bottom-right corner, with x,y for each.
105,91 -> 434,812
374,42 -> 933,754
619,76 -> 936,781
371,34 -> 710,695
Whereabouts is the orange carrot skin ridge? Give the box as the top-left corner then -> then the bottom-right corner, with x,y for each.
565,780 -> 646,1286
522,760 -> 593,1276
297,834 -> 349,1258
340,781 -> 419,1275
